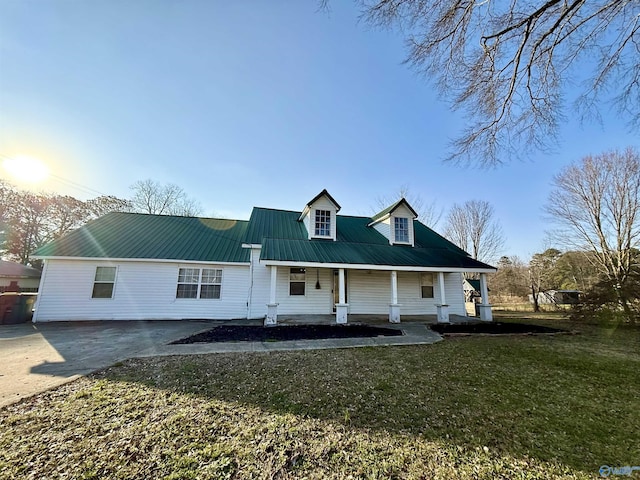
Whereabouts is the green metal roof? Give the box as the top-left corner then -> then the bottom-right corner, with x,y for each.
34,206 -> 495,271
244,208 -> 308,244
466,279 -> 482,291
33,212 -> 250,263
246,207 -> 494,270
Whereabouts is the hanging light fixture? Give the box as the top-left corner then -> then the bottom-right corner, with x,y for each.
315,269 -> 321,289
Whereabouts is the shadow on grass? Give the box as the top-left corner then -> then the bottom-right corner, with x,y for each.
98,322 -> 640,475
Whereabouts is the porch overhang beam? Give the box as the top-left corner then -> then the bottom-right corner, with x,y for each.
260,260 -> 496,274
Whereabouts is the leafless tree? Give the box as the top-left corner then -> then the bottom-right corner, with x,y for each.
86,195 -> 132,218
545,147 -> 640,319
528,248 -> 562,312
374,185 -> 443,228
357,0 -> 640,166
130,179 -> 203,216
443,199 -> 505,264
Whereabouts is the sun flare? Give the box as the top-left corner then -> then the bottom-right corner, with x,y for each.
2,156 -> 50,184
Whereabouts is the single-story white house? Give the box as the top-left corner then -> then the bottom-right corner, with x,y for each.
32,190 -> 496,324
0,260 -> 41,293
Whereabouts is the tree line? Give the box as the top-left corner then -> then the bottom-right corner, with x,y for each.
489,148 -> 640,324
0,179 -> 202,267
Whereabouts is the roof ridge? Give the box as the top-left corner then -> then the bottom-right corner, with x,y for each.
107,211 -> 248,222
251,206 -> 301,214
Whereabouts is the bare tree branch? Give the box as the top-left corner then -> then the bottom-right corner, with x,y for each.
359,0 -> 640,166
443,199 -> 505,264
130,179 -> 203,217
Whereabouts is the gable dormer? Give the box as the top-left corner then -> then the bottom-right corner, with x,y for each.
298,189 -> 341,241
369,198 -> 418,246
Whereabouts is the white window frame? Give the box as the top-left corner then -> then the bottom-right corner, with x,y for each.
420,273 -> 434,299
313,209 -> 331,237
394,217 -> 410,244
176,268 -> 223,299
289,267 -> 306,296
92,266 -> 117,299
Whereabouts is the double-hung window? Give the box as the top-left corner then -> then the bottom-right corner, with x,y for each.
92,266 -> 116,298
314,210 -> 331,237
421,273 -> 434,299
200,269 -> 222,299
289,267 -> 306,295
394,217 -> 409,243
176,268 -> 222,299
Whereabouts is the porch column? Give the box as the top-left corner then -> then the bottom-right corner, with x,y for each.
335,268 -> 348,324
436,271 -> 450,323
389,270 -> 401,323
265,265 -> 278,326
478,273 -> 493,321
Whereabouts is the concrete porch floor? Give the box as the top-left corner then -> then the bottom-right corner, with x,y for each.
275,314 -> 472,325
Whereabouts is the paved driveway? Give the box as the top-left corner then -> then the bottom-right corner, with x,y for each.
0,320 -> 214,408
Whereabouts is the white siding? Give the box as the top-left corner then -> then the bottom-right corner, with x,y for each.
248,248 -> 270,319
275,267 -> 333,315
442,272 -> 466,315
373,221 -> 391,244
392,203 -> 416,219
34,259 -> 250,322
348,270 -> 392,314
347,270 -> 465,315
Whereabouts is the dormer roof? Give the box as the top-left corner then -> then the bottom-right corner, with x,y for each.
298,189 -> 341,221
369,198 -> 418,225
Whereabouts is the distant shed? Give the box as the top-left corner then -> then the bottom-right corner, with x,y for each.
529,289 -> 581,305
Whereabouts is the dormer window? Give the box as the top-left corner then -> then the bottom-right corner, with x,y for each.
315,209 -> 331,237
299,190 -> 340,241
370,198 -> 418,246
394,217 -> 409,243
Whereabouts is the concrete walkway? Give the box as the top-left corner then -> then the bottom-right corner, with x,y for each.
0,320 -> 442,408
134,322 -> 442,357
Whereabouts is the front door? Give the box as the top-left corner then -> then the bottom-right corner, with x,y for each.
332,269 -> 347,312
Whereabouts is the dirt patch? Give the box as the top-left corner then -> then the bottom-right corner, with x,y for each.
170,324 -> 404,344
430,322 -> 567,335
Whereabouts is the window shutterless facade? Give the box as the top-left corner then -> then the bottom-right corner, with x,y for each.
289,267 -> 306,295
421,273 -> 434,299
394,217 -> 409,243
176,268 -> 222,299
92,266 -> 116,298
314,209 -> 331,237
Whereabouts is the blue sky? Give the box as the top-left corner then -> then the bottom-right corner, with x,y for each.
1,1 -> 637,261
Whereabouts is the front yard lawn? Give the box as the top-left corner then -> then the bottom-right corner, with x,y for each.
1,317 -> 638,479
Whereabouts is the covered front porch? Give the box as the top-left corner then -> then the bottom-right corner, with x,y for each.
261,263 -> 493,326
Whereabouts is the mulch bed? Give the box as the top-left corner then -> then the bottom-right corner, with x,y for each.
430,322 -> 567,335
171,324 -> 404,344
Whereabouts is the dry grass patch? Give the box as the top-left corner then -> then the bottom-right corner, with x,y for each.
1,318 -> 638,479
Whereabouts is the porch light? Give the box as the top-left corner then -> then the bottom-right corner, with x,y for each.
315,269 -> 321,289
